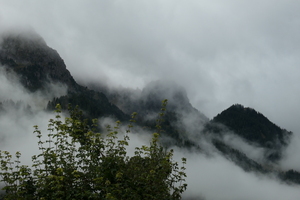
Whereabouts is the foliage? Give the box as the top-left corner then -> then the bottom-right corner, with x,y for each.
0,100 -> 187,199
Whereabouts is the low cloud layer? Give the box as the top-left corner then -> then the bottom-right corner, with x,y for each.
1,0 -> 300,134
0,67 -> 67,110
0,66 -> 68,165
1,1 -> 300,199
280,132 -> 300,172
180,150 -> 300,200
1,71 -> 300,199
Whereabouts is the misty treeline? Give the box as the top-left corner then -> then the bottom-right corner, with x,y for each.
0,100 -> 32,114
2,28 -> 300,199
0,100 -> 187,200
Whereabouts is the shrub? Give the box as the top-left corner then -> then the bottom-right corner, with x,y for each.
0,100 -> 187,199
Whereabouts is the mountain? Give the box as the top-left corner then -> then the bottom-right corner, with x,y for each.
1,30 -> 300,186
85,80 -> 208,148
212,139 -> 270,173
202,104 -> 300,185
0,30 -> 128,121
207,104 -> 292,161
0,30 -> 79,92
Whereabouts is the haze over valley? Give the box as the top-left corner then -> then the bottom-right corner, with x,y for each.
1,1 -> 300,199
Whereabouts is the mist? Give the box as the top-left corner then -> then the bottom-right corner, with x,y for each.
94,108 -> 300,200
2,0 -> 300,199
279,132 -> 300,172
1,67 -> 300,199
180,150 -> 300,200
2,0 -> 300,133
0,65 -> 67,165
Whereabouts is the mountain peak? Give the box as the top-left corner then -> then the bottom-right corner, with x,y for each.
1,27 -> 47,46
0,30 -> 78,92
141,80 -> 190,110
211,104 -> 292,160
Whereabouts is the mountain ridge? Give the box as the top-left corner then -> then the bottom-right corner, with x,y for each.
209,104 -> 292,161
1,30 -> 299,185
0,31 -> 79,92
0,30 -> 128,121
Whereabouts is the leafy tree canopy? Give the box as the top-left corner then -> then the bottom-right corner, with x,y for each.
0,100 -> 187,200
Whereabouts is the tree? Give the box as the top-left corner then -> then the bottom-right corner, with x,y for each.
0,100 -> 187,199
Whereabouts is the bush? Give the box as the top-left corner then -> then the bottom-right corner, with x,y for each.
0,100 -> 187,199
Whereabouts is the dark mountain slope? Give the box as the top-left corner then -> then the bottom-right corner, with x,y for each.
207,104 -> 292,161
85,80 -> 208,148
47,88 -> 128,121
2,30 -> 300,186
0,30 -> 128,121
0,31 -> 79,92
212,138 -> 300,185
212,139 -> 270,173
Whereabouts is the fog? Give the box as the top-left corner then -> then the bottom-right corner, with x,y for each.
0,68 -> 67,108
180,150 -> 300,200
0,67 -> 66,157
1,0 -> 299,133
1,0 -> 300,133
1,69 -> 300,199
280,133 -> 300,172
2,0 -> 300,199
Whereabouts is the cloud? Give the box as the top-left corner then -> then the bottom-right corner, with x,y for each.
221,131 -> 267,163
0,65 -> 68,166
0,67 -> 67,110
0,0 -> 295,133
279,132 -> 300,172
1,68 -> 300,199
179,149 -> 300,200
2,1 -> 300,199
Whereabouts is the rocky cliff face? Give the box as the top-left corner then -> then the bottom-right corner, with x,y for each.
0,31 -> 79,92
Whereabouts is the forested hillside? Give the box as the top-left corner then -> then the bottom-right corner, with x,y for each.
1,30 -> 300,199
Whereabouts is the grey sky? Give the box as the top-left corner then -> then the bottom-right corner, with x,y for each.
2,2 -> 300,198
1,0 -> 300,135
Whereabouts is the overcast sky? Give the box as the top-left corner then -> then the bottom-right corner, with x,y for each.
1,0 -> 300,134
2,1 -> 300,199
